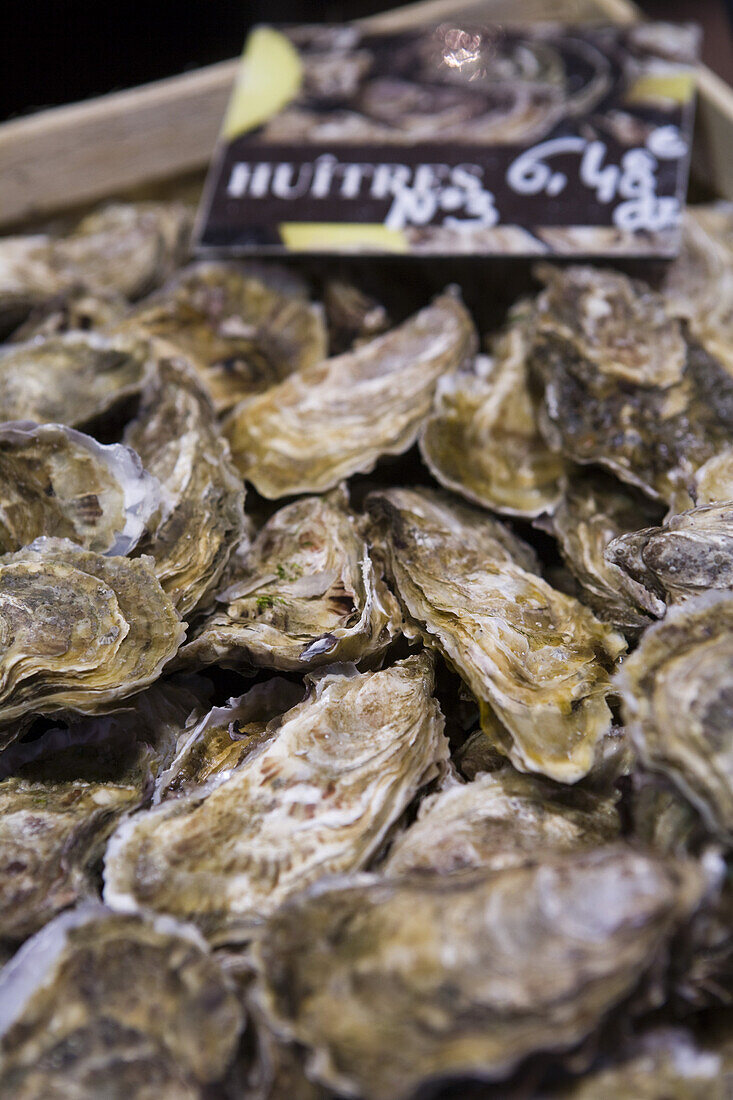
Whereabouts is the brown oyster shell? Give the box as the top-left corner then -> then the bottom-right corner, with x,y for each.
103,654 -> 449,942
368,487 -> 625,782
223,290 -> 477,497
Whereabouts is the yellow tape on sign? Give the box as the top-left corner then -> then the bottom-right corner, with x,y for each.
279,223 -> 409,253
626,72 -> 696,106
222,28 -> 302,140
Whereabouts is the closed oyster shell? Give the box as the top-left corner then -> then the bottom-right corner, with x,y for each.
368,488 -> 625,783
179,490 -> 398,673
382,766 -> 620,877
0,537 -> 185,745
0,421 -> 161,556
118,262 -> 327,412
0,678 -> 202,948
9,286 -> 127,343
251,846 -> 705,1100
224,290 -> 477,497
103,654 -> 449,941
529,265 -> 733,508
323,279 -> 389,353
0,331 -> 152,427
541,472 -> 665,631
616,591 -> 733,841
606,501 -> 733,608
0,905 -> 243,1097
124,353 -> 245,618
421,309 -> 564,518
693,449 -> 733,505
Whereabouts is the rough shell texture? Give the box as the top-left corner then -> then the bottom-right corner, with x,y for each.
606,501 -> 733,608
0,331 -> 152,427
616,591 -> 733,841
529,265 -> 733,508
124,353 -> 246,618
252,847 -> 704,1100
693,449 -> 733,506
541,472 -> 665,631
368,488 -> 625,782
179,490 -> 399,673
9,287 -> 127,343
420,321 -> 564,517
0,537 -> 185,746
0,905 -> 243,1097
382,766 -> 620,876
103,654 -> 448,942
0,421 -> 161,556
118,261 -> 327,411
223,290 -> 477,497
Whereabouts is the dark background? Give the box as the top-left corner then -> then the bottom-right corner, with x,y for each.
2,0 -> 732,121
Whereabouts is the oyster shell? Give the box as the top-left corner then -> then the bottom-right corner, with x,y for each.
540,472 -> 665,631
323,279 -> 389,353
0,203 -> 192,334
606,501 -> 733,608
0,537 -> 185,745
0,421 -> 161,555
124,353 -> 245,618
0,331 -> 152,427
118,262 -> 327,412
0,905 -> 243,1097
382,766 -> 620,876
529,265 -> 733,508
103,654 -> 449,941
9,286 -> 127,343
179,490 -> 398,673
368,488 -> 625,782
616,592 -> 733,841
224,290 -> 477,497
252,846 -> 704,1100
420,317 -> 565,518
693,449 -> 733,505
0,679 -> 202,947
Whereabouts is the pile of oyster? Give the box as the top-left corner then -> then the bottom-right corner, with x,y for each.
0,200 -> 732,1098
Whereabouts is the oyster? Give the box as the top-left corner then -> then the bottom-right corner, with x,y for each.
224,291 -> 477,497
9,286 -> 127,342
0,537 -> 185,745
529,265 -> 733,508
420,317 -> 564,517
103,654 -> 449,941
540,472 -> 665,630
0,331 -> 152,427
0,905 -> 243,1097
382,766 -> 620,877
0,202 -> 192,334
179,490 -> 398,673
118,262 -> 327,411
607,501 -> 733,608
0,678 -> 203,948
368,488 -> 625,782
616,592 -> 733,841
124,354 -> 245,618
693,449 -> 733,505
0,421 -> 161,555
252,846 -> 704,1100
323,279 -> 389,353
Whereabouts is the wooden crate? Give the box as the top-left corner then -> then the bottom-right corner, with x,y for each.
1,0 -> 731,231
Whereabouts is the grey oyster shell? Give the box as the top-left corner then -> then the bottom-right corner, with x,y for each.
616,592 -> 733,842
103,654 -> 449,942
179,489 -> 399,673
0,679 -> 203,948
0,905 -> 243,1098
420,318 -> 565,518
540,472 -> 665,631
124,352 -> 246,618
223,290 -> 477,497
381,766 -> 620,876
368,488 -> 625,782
9,286 -> 127,343
0,331 -> 153,427
117,261 -> 327,412
0,421 -> 161,555
0,537 -> 185,746
606,500 -> 733,608
251,846 -> 705,1100
529,264 -> 733,509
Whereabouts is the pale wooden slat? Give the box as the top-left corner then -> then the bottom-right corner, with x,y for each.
0,0 -> 730,229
